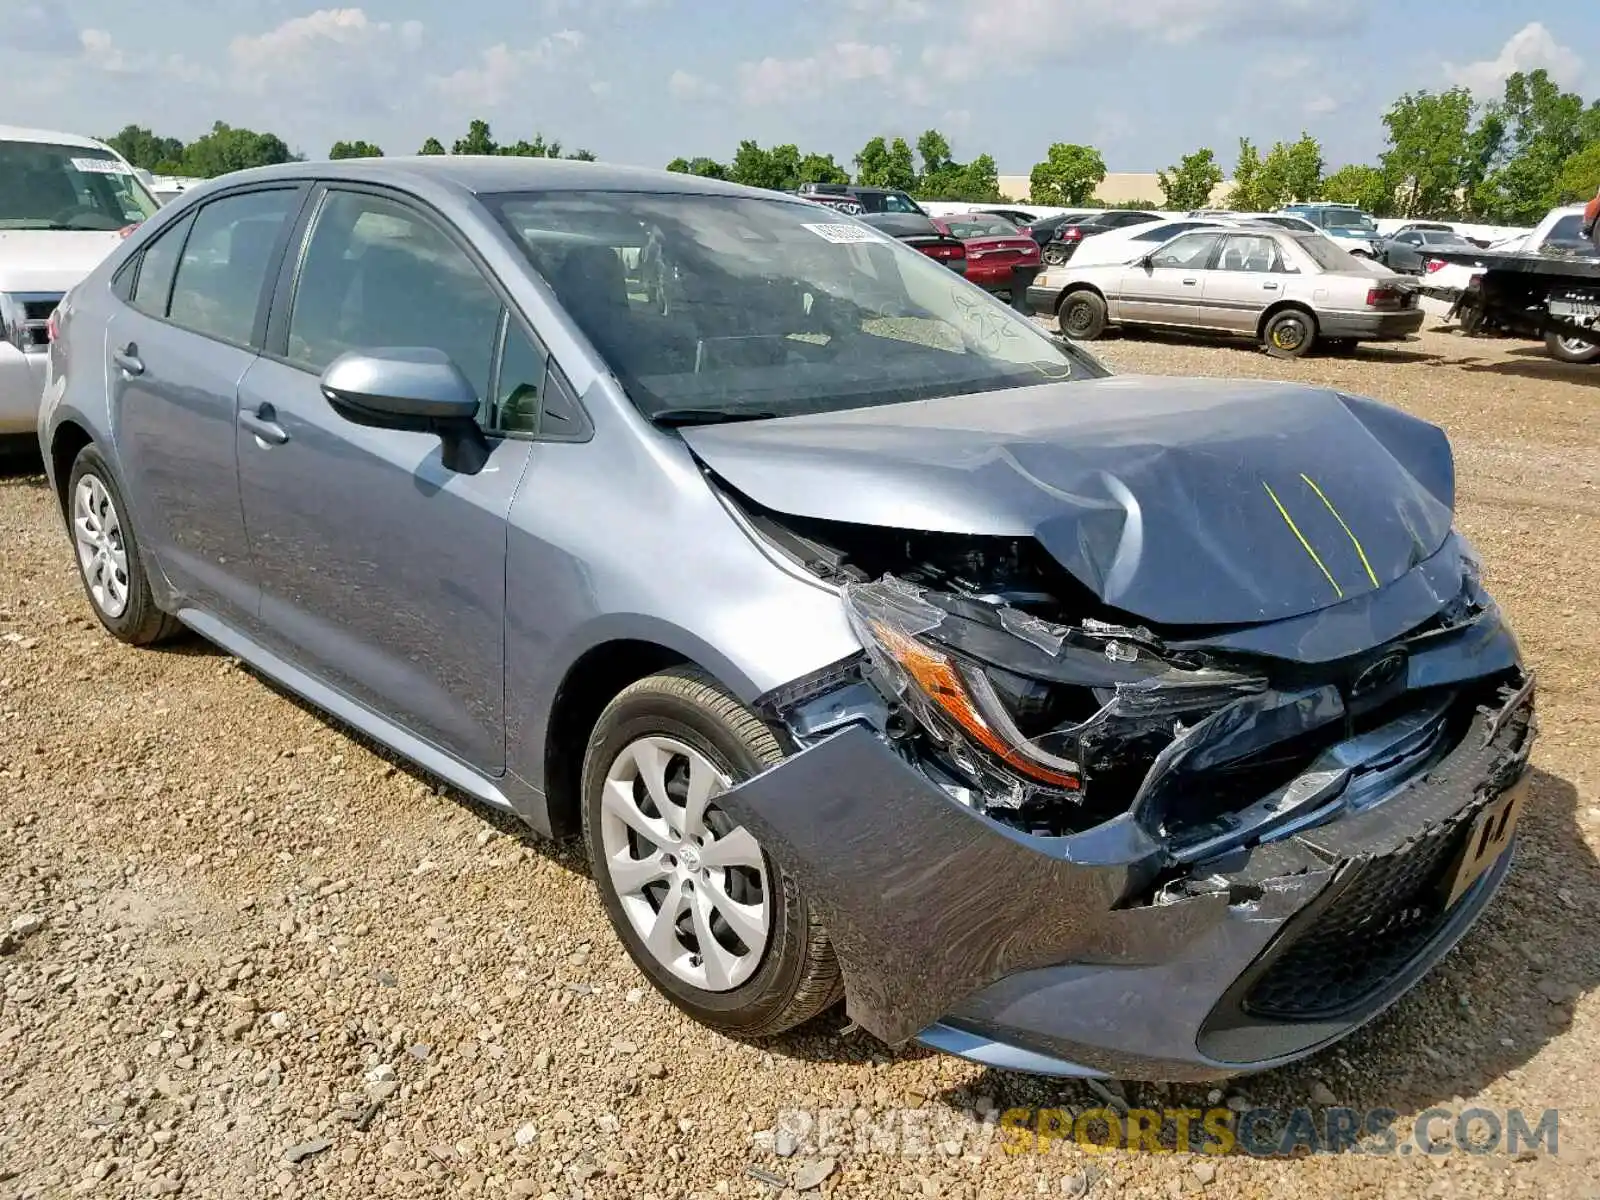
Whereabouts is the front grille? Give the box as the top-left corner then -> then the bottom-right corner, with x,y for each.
1242,815 -> 1472,1020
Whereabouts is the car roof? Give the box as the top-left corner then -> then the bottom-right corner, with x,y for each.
192,156 -> 786,201
0,124 -> 115,150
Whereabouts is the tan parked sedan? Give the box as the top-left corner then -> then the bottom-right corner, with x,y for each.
1026,225 -> 1425,358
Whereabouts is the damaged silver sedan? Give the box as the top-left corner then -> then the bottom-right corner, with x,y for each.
44,160 -> 1532,1081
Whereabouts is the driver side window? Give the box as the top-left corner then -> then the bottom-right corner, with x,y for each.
1151,233 -> 1222,269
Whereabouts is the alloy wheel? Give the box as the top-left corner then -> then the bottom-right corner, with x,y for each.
73,474 -> 130,619
598,735 -> 771,992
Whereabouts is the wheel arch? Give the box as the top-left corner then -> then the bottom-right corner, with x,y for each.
48,420 -> 95,517
1056,282 -> 1107,312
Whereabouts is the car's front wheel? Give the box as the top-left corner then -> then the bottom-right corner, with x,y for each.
66,445 -> 181,646
581,668 -> 842,1037
1544,331 -> 1600,364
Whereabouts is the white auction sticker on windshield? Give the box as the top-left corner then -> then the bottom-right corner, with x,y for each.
801,222 -> 882,244
72,157 -> 133,175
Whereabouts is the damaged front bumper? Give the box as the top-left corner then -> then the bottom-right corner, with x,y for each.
714,662 -> 1534,1081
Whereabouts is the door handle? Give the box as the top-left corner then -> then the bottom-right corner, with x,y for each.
240,403 -> 289,446
1262,282 -> 1281,291
1182,278 -> 1198,286
113,343 -> 144,376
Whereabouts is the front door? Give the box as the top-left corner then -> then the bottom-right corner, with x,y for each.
1200,233 -> 1288,332
108,186 -> 304,622
235,187 -> 531,774
1115,232 -> 1221,326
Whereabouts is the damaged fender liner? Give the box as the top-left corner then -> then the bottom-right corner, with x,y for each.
713,678 -> 1534,1063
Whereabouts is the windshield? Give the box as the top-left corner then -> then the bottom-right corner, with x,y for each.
1294,234 -> 1370,272
1320,209 -> 1378,231
0,141 -> 158,231
943,216 -> 1020,237
490,190 -> 1102,421
1543,214 -> 1592,253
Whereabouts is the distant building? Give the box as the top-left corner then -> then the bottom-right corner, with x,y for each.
998,172 -> 1234,207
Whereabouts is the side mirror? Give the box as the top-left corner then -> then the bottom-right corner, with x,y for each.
321,349 -> 489,474
1139,254 -> 1155,269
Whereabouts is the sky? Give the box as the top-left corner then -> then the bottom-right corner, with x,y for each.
0,1 -> 1594,175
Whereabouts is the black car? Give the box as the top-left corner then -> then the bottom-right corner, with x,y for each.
1043,210 -> 1163,263
797,182 -> 925,216
1382,228 -> 1482,274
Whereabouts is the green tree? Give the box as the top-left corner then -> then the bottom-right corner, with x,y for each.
1157,147 -> 1224,210
947,153 -> 1003,203
854,136 -> 916,191
1321,164 -> 1392,213
502,133 -> 561,157
568,149 -> 599,162
915,129 -> 953,179
1228,134 -> 1322,210
728,140 -> 801,190
179,122 -> 296,178
328,140 -> 384,160
796,152 -> 849,186
1556,142 -> 1600,203
418,137 -> 447,155
1476,70 -> 1600,222
666,156 -> 728,179
1379,89 -> 1475,217
452,119 -> 499,156
1028,143 -> 1105,206
104,125 -> 185,173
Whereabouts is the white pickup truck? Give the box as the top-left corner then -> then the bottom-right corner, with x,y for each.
0,125 -> 159,438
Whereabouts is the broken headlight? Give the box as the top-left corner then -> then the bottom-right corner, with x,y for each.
844,577 -> 1267,816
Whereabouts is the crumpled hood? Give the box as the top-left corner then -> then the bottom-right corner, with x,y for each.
682,376 -> 1456,626
0,230 -> 127,293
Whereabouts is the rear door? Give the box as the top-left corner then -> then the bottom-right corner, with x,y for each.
1115,232 -> 1221,326
234,185 -> 534,774
107,185 -> 305,623
1200,234 -> 1288,332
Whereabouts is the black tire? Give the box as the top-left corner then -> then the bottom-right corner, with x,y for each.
1544,331 -> 1600,364
65,445 -> 181,646
1261,308 -> 1317,359
1058,290 -> 1108,340
1041,243 -> 1069,266
581,667 -> 843,1037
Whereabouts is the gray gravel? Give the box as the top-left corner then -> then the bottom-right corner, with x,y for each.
0,326 -> 1597,1198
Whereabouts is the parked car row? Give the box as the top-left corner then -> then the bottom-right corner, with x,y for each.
34,155 -> 1536,1087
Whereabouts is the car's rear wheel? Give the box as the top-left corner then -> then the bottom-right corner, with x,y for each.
581,668 -> 842,1037
1058,290 -> 1107,340
1262,308 -> 1317,359
66,445 -> 181,646
1544,331 -> 1600,364
1041,243 -> 1070,266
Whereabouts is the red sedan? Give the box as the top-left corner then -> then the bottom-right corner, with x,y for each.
930,213 -> 1042,293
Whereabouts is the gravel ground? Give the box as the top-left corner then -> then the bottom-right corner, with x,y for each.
1,326 -> 1597,1200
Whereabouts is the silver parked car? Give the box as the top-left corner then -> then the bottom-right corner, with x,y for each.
39,159 -> 1532,1081
1028,225 -> 1425,357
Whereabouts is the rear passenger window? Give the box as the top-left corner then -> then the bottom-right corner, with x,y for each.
285,191 -> 502,403
168,190 -> 298,346
129,212 -> 194,317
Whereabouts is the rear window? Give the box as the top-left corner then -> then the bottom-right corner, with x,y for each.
0,141 -> 158,230
942,216 -> 1019,237
1294,234 -> 1369,272
1542,214 -> 1589,252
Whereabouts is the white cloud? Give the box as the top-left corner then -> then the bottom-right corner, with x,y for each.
431,31 -> 587,107
737,41 -> 895,103
228,8 -> 432,108
1304,93 -> 1339,116
1443,22 -> 1583,96
920,0 -> 1358,82
78,29 -> 131,74
668,69 -> 722,101
0,2 -> 81,54
840,0 -> 931,20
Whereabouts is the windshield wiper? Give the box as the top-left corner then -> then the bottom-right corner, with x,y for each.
649,407 -> 789,427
